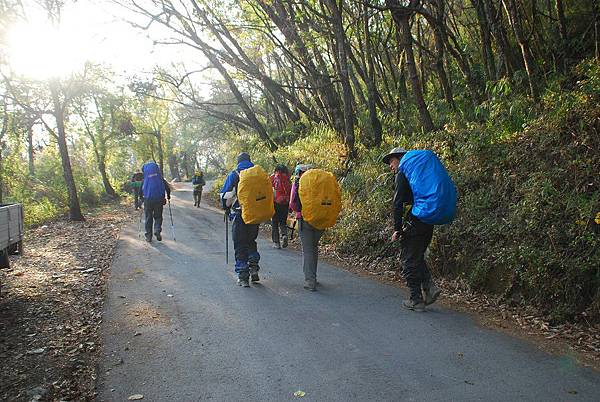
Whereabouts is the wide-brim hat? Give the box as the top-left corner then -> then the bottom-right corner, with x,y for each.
381,147 -> 407,164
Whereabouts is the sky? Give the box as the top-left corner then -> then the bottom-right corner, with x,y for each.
4,0 -> 204,80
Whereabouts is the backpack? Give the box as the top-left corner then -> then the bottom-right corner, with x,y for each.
141,162 -> 166,200
298,169 -> 342,230
193,175 -> 205,188
237,166 -> 275,224
399,150 -> 457,225
272,172 -> 291,204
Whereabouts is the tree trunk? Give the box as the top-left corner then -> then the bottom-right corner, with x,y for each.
502,0 -> 539,101
27,123 -> 35,176
168,153 -> 181,182
156,131 -> 165,176
182,152 -> 190,179
416,17 -> 427,96
432,0 -> 456,109
50,81 -> 84,221
256,0 -> 346,137
483,0 -> 516,78
387,0 -> 435,132
431,15 -> 483,106
325,0 -> 355,157
363,2 -> 383,146
98,155 -> 117,198
555,0 -> 568,74
473,0 -> 497,81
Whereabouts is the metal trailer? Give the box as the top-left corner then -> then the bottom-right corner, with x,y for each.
0,203 -> 24,269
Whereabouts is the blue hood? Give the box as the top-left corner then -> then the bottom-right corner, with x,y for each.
236,160 -> 254,171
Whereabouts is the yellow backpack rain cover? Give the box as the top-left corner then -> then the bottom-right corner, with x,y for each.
238,165 -> 275,224
299,169 -> 342,230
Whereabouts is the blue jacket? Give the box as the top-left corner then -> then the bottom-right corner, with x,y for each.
220,160 -> 254,210
141,162 -> 166,200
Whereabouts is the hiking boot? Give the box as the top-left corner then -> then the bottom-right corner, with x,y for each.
281,235 -> 288,248
155,232 -> 162,241
249,263 -> 260,282
303,280 -> 316,291
424,284 -> 441,306
237,278 -> 250,287
145,234 -> 152,242
272,242 -> 281,249
403,299 -> 425,312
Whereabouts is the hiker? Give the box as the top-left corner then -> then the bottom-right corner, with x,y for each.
382,147 -> 457,311
289,164 -> 341,291
139,161 -> 171,242
270,164 -> 291,249
220,152 -> 262,287
192,170 -> 206,207
131,169 -> 143,210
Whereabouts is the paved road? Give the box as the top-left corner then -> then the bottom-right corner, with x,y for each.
98,184 -> 599,401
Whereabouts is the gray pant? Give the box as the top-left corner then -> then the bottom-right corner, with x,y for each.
299,220 -> 323,283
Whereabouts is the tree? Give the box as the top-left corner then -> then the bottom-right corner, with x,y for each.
76,82 -> 133,198
386,0 -> 435,132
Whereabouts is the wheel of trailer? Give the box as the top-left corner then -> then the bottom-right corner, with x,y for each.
8,241 -> 22,255
0,249 -> 9,269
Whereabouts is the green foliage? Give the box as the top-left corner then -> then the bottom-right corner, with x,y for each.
289,60 -> 599,323
2,137 -> 122,226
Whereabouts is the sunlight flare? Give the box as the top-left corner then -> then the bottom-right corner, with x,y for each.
6,21 -> 90,79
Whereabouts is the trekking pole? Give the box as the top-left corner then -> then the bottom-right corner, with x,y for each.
224,212 -> 229,265
167,199 -> 176,241
137,206 -> 143,238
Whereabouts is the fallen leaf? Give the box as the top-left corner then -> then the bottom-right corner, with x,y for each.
26,348 -> 46,355
293,390 -> 306,397
167,294 -> 174,298
128,394 -> 144,400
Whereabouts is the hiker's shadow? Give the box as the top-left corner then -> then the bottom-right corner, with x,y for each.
148,240 -> 193,260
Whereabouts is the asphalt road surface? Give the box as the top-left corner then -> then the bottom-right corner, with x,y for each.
97,183 -> 600,401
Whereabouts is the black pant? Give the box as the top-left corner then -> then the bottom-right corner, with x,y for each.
144,199 -> 164,237
133,187 -> 142,209
400,216 -> 434,302
271,203 -> 288,243
193,188 -> 203,206
232,213 -> 260,279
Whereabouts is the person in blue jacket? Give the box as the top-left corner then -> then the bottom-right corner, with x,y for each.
140,161 -> 171,242
220,152 -> 260,287
382,147 -> 451,312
